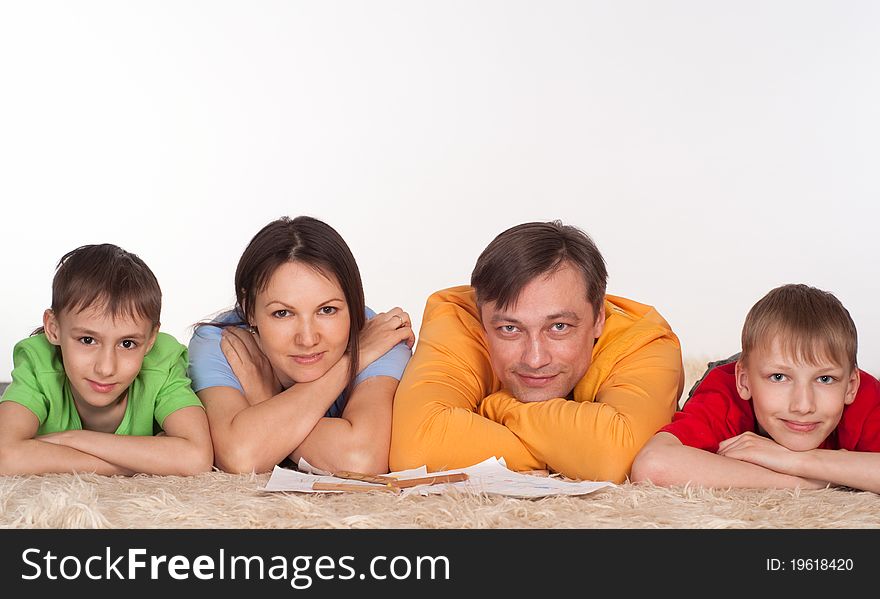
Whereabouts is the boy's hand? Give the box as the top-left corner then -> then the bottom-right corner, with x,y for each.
357,307 -> 415,370
221,327 -> 280,405
717,431 -> 827,488
717,431 -> 794,470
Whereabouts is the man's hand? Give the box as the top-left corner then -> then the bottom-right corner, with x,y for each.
717,431 -> 828,489
221,326 -> 280,405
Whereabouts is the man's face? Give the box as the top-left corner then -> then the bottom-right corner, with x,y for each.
479,263 -> 605,403
735,338 -> 860,451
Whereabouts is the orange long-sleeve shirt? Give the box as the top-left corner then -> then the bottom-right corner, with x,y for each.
390,286 -> 684,483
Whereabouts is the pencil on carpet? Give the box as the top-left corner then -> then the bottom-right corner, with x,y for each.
312,482 -> 400,494
332,471 -> 397,485
391,472 -> 469,489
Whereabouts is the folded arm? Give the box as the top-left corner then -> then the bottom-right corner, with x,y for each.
199,357 -> 351,474
787,449 -> 880,494
478,338 -> 683,482
37,405 -> 213,476
630,432 -> 826,489
290,375 -> 398,475
716,431 -> 880,493
0,402 -> 132,476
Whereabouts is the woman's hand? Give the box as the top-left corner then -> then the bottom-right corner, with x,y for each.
221,326 -> 281,405
357,307 -> 414,370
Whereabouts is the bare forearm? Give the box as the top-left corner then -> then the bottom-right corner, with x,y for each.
0,439 -> 132,476
664,450 -> 812,489
212,359 -> 350,472
45,430 -> 211,476
780,450 -> 880,494
290,416 -> 388,475
289,376 -> 389,474
631,434 -> 817,489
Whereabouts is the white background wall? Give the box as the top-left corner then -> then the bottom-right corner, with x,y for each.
1,1 -> 878,378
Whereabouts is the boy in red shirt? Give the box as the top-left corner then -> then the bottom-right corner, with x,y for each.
631,284 -> 880,492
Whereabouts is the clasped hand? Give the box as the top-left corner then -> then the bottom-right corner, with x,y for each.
717,431 -> 827,489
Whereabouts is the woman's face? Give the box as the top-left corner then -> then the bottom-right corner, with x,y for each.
250,261 -> 351,386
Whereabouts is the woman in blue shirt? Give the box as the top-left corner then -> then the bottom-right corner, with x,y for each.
188,216 -> 413,474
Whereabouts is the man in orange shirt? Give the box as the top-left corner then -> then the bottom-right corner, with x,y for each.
390,221 -> 684,483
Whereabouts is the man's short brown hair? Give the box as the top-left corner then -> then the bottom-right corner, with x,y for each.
741,283 -> 857,369
470,220 -> 607,318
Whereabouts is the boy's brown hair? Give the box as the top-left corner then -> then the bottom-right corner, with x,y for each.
34,244 -> 162,334
740,283 -> 857,370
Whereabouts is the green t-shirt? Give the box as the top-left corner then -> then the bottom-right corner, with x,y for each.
0,332 -> 203,435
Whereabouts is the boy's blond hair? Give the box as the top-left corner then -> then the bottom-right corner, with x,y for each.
741,284 -> 857,370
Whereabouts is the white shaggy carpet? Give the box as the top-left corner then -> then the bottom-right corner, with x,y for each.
2,470 -> 880,529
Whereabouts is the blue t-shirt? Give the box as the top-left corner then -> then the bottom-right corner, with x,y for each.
187,307 -> 411,418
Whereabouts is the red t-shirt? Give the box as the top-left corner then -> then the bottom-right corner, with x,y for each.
661,362 -> 880,452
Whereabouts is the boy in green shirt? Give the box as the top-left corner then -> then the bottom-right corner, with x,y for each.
0,244 -> 213,475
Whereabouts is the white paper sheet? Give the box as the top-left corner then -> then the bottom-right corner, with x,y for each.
262,457 -> 615,498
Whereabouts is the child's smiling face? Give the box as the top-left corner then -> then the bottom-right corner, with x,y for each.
44,302 -> 157,412
736,337 -> 860,451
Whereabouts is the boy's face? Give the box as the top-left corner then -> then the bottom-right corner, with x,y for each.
43,305 -> 158,411
735,338 -> 860,451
